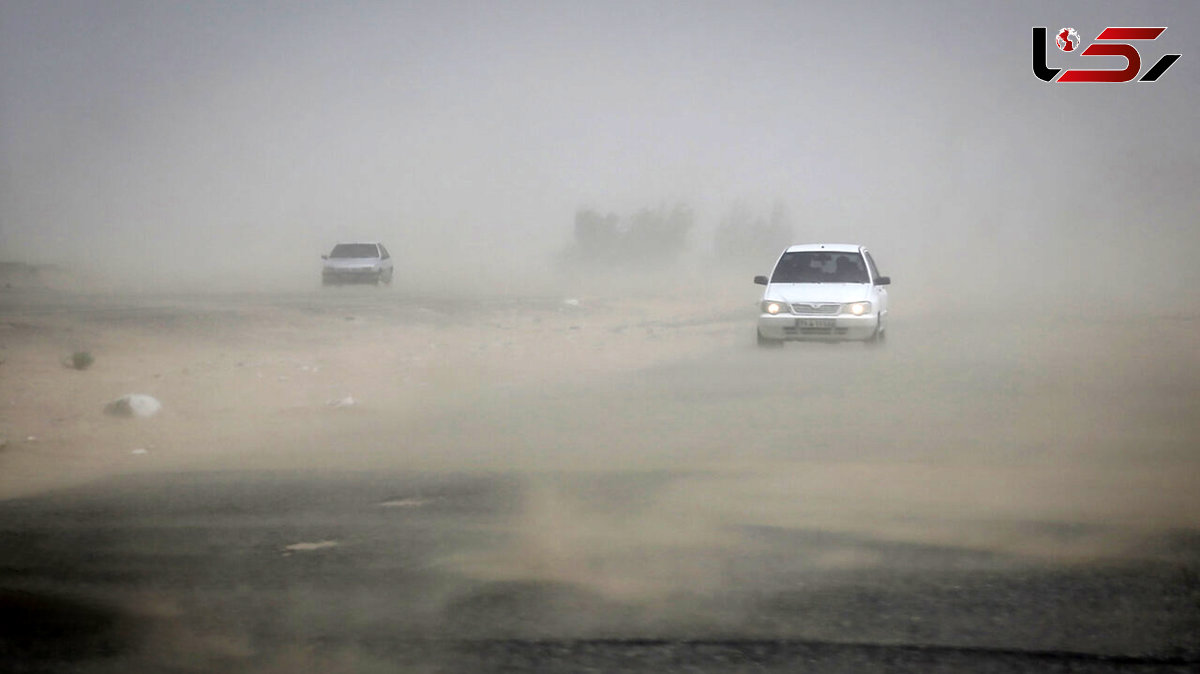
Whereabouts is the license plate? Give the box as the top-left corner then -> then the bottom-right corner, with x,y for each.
796,318 -> 835,329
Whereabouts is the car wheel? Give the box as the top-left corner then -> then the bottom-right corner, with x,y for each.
757,330 -> 783,348
865,325 -> 886,346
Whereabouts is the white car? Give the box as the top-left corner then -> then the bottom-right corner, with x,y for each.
754,243 -> 890,346
321,242 -> 394,286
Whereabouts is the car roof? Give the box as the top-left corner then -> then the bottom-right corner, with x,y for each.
334,241 -> 382,246
783,243 -> 864,254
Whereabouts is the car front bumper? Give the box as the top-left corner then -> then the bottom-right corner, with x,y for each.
322,269 -> 381,284
757,313 -> 880,341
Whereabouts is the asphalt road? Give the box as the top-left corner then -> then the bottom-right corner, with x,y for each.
1,470 -> 1198,673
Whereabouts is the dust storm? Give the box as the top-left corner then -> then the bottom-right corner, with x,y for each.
1,1 -> 1198,671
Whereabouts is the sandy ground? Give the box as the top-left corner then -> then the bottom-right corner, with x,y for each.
1,279 -> 1198,568
0,284 -> 741,496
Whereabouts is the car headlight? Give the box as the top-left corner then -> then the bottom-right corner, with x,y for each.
761,300 -> 789,315
843,301 -> 871,316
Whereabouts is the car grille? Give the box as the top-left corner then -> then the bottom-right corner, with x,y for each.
790,303 -> 840,315
783,326 -> 848,336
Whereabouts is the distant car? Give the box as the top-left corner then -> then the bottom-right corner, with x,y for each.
321,242 -> 393,286
754,243 -> 890,346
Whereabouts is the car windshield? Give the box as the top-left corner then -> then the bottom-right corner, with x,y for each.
771,251 -> 869,283
329,243 -> 379,258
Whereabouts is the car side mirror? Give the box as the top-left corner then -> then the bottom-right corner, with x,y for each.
876,276 -> 890,286
753,275 -> 769,286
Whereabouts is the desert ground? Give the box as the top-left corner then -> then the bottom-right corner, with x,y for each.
1,267 -> 1198,671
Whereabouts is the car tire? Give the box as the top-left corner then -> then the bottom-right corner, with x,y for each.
757,330 -> 783,348
865,325 -> 886,346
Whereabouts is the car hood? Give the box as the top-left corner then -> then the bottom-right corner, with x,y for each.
764,283 -> 872,304
324,257 -> 380,269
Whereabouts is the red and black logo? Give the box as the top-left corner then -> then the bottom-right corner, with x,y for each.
1033,26 -> 1181,83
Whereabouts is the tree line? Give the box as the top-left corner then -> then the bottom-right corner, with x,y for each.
564,201 -> 794,267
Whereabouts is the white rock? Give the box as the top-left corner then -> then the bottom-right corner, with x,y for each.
104,394 -> 162,418
328,396 -> 356,408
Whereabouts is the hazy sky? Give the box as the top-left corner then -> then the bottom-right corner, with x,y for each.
1,1 -> 1197,295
